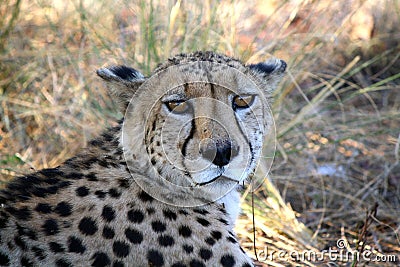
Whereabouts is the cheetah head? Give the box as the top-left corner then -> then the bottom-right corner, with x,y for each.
97,51 -> 286,211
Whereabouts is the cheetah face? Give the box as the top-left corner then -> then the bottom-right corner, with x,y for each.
152,82 -> 263,187
97,53 -> 286,206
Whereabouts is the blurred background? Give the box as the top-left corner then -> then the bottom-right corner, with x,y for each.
0,0 -> 399,265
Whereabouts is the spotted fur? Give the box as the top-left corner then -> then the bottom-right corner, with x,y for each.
0,51 -> 286,266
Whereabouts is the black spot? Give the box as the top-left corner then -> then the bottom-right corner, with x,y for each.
0,251 -> 10,266
112,241 -> 130,258
16,226 -> 37,240
102,226 -> 115,239
178,225 -> 192,237
21,257 -> 33,267
49,242 -> 65,253
158,235 -> 175,247
211,230 -> 222,240
199,248 -> 213,261
242,264 -> 252,267
115,146 -> 124,155
45,181 -> 71,195
76,186 -> 90,197
35,203 -> 52,214
205,237 -> 216,246
0,212 -> 9,229
57,181 -> 72,189
178,209 -> 189,216
42,219 -> 59,235
90,139 -> 104,147
162,209 -> 177,221
86,172 -> 99,181
14,236 -> 27,250
95,190 -> 107,199
182,244 -> 193,254
196,217 -> 210,227
32,246 -> 46,260
3,183 -> 28,201
101,205 -> 116,222
147,249 -> 164,267
23,174 -> 41,183
108,188 -> 121,198
151,119 -> 158,131
98,159 -> 110,168
54,201 -> 72,217
151,221 -> 166,233
113,261 -> 124,267
65,172 -> 84,180
227,236 -> 237,243
40,168 -> 64,178
5,206 -> 31,220
109,161 -> 120,169
193,208 -> 209,215
79,217 -> 98,235
68,236 -> 86,254
44,186 -> 61,195
125,228 -> 143,244
146,207 -> 155,215
218,218 -> 229,225
102,131 -> 115,142
189,259 -> 206,267
172,263 -> 186,267
138,190 -> 153,202
44,177 -> 60,186
118,178 -> 130,188
218,206 -> 227,214
7,241 -> 14,250
18,185 -> 40,198
127,209 -> 144,223
220,255 -> 236,267
55,258 -> 72,267
91,252 -> 111,267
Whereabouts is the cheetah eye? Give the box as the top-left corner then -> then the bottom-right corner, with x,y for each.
232,95 -> 255,110
165,101 -> 189,114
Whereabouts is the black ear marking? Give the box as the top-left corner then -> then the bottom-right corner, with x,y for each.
96,65 -> 144,82
248,58 -> 287,95
109,66 -> 144,81
96,65 -> 146,113
249,59 -> 287,75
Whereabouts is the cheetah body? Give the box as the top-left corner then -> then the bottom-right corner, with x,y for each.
0,51 -> 286,267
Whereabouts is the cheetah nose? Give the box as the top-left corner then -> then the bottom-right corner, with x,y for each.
199,139 -> 239,167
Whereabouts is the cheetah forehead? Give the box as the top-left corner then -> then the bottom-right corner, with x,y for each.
97,51 -> 286,113
154,51 -> 246,73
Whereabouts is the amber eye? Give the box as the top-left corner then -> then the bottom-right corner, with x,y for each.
232,95 -> 255,109
165,101 -> 189,114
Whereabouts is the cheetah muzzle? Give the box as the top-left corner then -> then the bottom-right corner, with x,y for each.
0,51 -> 286,267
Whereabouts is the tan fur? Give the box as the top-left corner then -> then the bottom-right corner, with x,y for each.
0,51 -> 285,266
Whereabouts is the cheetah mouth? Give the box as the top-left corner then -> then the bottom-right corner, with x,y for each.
194,175 -> 221,186
193,174 -> 239,187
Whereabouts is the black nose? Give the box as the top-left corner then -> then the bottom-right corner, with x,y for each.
200,140 -> 239,167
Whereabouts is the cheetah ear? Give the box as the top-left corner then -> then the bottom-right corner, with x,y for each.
96,65 -> 146,112
248,58 -> 287,95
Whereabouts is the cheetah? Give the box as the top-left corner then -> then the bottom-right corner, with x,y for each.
0,51 -> 286,266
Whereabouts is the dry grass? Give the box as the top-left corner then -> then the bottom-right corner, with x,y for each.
1,0 -> 399,266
